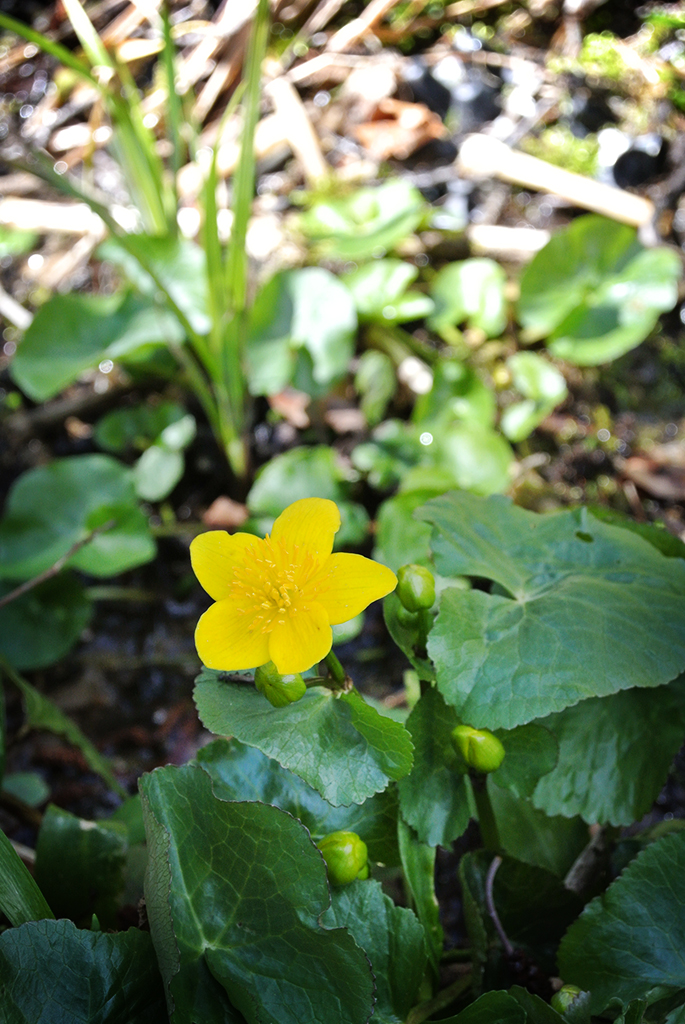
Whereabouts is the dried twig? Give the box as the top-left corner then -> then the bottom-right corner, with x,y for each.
484,855 -> 514,956
0,519 -> 117,611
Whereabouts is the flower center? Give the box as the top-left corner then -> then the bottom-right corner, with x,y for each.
230,536 -> 324,633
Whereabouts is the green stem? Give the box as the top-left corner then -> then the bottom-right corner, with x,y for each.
470,773 -> 501,853
323,651 -> 352,693
405,973 -> 472,1024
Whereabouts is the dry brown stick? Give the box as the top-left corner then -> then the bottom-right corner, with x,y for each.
457,134 -> 655,227
327,0 -> 401,51
265,75 -> 329,184
0,519 -> 117,611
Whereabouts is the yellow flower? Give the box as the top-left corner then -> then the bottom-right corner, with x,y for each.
190,497 -> 397,675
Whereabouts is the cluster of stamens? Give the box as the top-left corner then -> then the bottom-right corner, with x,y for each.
230,536 -> 329,634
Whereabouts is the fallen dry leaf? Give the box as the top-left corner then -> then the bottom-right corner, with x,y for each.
354,97 -> 445,161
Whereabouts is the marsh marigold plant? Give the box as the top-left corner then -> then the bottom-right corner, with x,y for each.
190,497 -> 397,675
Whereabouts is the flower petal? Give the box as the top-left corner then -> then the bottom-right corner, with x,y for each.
308,553 -> 397,624
268,602 -> 332,675
190,531 -> 263,601
270,498 -> 340,571
195,598 -> 270,671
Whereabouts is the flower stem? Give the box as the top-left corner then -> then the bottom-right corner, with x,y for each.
323,650 -> 353,692
469,772 -> 501,853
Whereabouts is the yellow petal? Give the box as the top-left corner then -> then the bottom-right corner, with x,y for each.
268,602 -> 332,675
190,531 -> 262,601
270,498 -> 340,572
308,553 -> 397,625
195,598 -> 270,670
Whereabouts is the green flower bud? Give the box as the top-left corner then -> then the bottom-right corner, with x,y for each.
396,564 -> 436,613
255,662 -> 306,708
317,831 -> 368,886
550,985 -> 583,1015
451,725 -> 505,773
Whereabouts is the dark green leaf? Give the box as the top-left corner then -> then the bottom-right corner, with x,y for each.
429,258 -> 507,338
197,737 -> 400,864
0,919 -> 166,1023
0,455 -> 156,580
35,805 -> 127,928
140,763 -> 374,1024
559,831 -> 685,1012
488,784 -> 589,877
517,215 -> 680,365
398,687 -> 470,847
397,818 -> 444,972
94,401 -> 188,454
246,267 -> 356,395
509,987 -> 566,1024
413,359 -> 496,430
533,681 -> 685,825
355,350 -> 397,427
322,878 -> 427,1022
420,492 -> 685,729
0,573 -> 91,670
0,826 -> 54,925
441,991 -> 526,1023
11,291 -> 183,402
193,673 -> 413,805
491,724 -> 558,799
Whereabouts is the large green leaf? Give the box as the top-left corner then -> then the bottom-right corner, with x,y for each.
0,455 -> 156,580
488,785 -> 588,877
0,919 -> 166,1023
0,826 -> 54,926
0,573 -> 92,670
11,291 -> 183,402
533,680 -> 685,825
197,737 -> 400,865
140,763 -> 374,1024
517,215 -> 681,365
193,672 -> 413,806
397,686 -> 470,847
322,879 -> 427,1023
298,179 -> 425,260
246,267 -> 357,395
440,992 -> 526,1024
559,831 -> 685,1012
490,724 -> 558,800
429,258 -> 507,338
35,806 -> 127,929
374,492 -> 437,571
420,492 -> 685,730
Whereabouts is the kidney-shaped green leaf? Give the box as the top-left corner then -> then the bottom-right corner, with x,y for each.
194,672 -> 413,806
0,919 -> 166,1024
197,737 -> 400,865
559,830 -> 685,1013
246,267 -> 357,395
323,879 -> 427,1024
420,492 -> 685,730
0,455 -> 156,580
429,258 -> 507,338
0,572 -> 91,670
533,679 -> 685,826
140,763 -> 374,1024
11,291 -> 184,402
517,215 -> 681,365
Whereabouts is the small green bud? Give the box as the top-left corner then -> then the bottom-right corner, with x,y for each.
255,662 -> 306,707
550,985 -> 583,1015
317,831 -> 368,886
451,725 -> 505,773
396,564 -> 436,613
